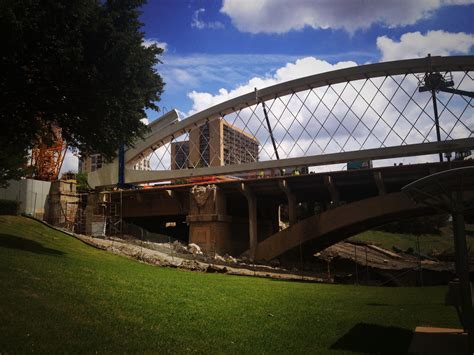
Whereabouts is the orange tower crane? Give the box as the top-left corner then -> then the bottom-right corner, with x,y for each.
29,125 -> 67,181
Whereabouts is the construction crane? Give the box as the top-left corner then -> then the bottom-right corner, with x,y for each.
29,125 -> 67,181
419,71 -> 474,98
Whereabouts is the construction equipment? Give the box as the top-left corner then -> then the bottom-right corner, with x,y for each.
29,125 -> 67,181
418,54 -> 474,162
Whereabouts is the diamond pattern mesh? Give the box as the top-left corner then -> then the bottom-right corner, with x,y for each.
137,71 -> 473,174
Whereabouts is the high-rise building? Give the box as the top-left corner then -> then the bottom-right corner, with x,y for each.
78,153 -> 103,173
171,141 -> 190,170
132,157 -> 151,171
78,153 -> 151,173
171,118 -> 259,170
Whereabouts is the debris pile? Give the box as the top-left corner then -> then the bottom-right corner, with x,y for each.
72,234 -> 323,282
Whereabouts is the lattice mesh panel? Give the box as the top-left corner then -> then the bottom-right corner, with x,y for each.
137,70 -> 473,174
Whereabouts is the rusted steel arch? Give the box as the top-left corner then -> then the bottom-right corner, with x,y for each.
126,55 -> 474,165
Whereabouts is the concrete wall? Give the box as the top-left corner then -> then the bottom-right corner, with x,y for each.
45,180 -> 79,227
0,179 -> 52,219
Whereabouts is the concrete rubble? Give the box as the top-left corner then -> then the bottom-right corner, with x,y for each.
73,233 -> 324,282
188,243 -> 203,255
34,216 -> 457,285
318,240 -> 455,272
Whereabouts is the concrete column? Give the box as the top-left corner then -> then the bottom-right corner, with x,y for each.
324,175 -> 340,207
84,192 -> 98,235
239,183 -> 257,260
307,201 -> 316,217
187,185 -> 233,255
279,179 -> 297,226
452,190 -> 474,347
373,171 -> 386,195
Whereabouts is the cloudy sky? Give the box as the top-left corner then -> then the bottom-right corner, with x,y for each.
63,0 -> 474,172
140,0 -> 474,118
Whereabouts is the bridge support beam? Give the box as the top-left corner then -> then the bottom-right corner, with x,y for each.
239,183 -> 258,260
279,179 -> 297,226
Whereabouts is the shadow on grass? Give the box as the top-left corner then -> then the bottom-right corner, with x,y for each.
366,303 -> 389,307
0,234 -> 64,256
330,323 -> 413,354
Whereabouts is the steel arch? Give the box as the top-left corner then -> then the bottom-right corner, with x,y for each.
89,55 -> 474,187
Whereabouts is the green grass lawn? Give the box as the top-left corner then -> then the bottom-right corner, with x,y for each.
0,216 -> 462,354
350,224 -> 474,256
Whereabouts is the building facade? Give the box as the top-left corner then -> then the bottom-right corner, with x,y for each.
78,154 -> 151,173
171,118 -> 259,170
78,154 -> 104,173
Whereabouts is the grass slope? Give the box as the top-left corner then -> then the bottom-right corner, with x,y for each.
0,216 -> 460,354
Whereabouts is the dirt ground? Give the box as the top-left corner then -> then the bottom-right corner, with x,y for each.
319,241 -> 454,272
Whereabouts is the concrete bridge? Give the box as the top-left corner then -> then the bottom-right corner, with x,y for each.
86,55 -> 474,260
86,160 -> 473,260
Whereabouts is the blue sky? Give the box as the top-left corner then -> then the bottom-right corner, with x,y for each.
138,0 -> 474,120
61,0 -> 474,173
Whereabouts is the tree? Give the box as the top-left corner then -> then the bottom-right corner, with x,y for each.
0,148 -> 31,188
76,171 -> 90,192
0,0 -> 164,186
377,214 -> 450,235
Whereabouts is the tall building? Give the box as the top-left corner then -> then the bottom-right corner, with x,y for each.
78,153 -> 151,173
78,153 -> 103,173
171,141 -> 190,170
132,157 -> 151,171
171,118 -> 259,169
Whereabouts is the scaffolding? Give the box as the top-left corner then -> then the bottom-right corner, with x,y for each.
98,191 -> 123,236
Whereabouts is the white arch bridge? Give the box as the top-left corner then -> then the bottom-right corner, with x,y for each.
89,55 -> 474,188
85,55 -> 474,260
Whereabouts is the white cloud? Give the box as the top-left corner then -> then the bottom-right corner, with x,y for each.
171,68 -> 199,86
159,53 -> 312,93
191,8 -> 224,30
377,30 -> 474,61
221,0 -> 474,33
164,52 -> 374,68
181,55 -> 472,170
187,57 -> 356,114
142,38 -> 168,51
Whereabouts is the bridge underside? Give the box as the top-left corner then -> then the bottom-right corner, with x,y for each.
86,160 -> 474,259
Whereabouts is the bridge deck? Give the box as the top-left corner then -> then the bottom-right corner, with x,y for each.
119,160 -> 474,204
